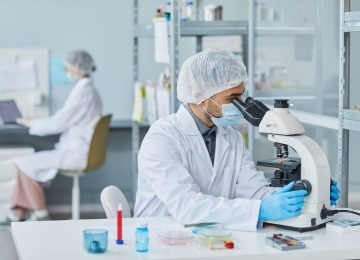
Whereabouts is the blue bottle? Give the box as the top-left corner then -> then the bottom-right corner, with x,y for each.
136,224 -> 149,253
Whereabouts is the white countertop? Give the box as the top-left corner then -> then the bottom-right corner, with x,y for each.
11,217 -> 360,260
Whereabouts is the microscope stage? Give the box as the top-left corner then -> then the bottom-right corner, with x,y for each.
257,157 -> 300,172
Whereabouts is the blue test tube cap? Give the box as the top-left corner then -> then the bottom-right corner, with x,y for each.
116,239 -> 124,245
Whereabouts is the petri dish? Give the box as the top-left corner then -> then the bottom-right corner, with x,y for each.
158,229 -> 193,245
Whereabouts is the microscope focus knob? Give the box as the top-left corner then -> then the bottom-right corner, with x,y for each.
292,179 -> 312,196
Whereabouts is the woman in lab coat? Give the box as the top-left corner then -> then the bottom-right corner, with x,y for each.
2,50 -> 103,223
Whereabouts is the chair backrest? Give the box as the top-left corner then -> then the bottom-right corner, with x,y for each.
100,185 -> 131,218
85,114 -> 112,172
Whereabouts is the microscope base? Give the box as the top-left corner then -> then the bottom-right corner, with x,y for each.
264,222 -> 327,233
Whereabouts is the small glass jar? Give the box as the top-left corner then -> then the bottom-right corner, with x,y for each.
136,223 -> 149,253
83,229 -> 108,254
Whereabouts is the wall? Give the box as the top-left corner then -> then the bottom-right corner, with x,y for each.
0,0 -> 134,119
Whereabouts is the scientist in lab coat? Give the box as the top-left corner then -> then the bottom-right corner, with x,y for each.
1,50 -> 103,223
134,48 -> 340,231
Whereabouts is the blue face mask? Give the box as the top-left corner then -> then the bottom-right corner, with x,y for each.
66,71 -> 77,84
204,98 -> 244,126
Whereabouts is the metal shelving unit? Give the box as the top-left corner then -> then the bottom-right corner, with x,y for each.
337,1 -> 360,207
247,0 -> 321,157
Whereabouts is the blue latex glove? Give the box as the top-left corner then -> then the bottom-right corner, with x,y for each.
330,179 -> 340,206
258,182 -> 307,221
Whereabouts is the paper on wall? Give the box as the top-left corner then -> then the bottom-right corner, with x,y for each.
154,17 -> 170,64
0,60 -> 37,91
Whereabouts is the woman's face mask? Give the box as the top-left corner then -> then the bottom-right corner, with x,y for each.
203,98 -> 244,126
66,71 -> 77,84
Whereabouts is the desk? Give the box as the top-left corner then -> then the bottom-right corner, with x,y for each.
0,119 -> 145,150
0,124 -> 28,135
0,119 -> 149,134
0,124 -> 58,151
0,119 -> 144,133
11,217 -> 360,260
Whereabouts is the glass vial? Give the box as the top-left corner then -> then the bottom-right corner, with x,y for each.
135,223 -> 149,253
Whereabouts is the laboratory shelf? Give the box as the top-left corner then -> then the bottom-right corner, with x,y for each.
255,22 -> 316,36
344,109 -> 360,121
256,95 -> 316,101
254,89 -> 316,99
135,21 -> 248,37
344,11 -> 360,32
110,119 -> 149,130
343,109 -> 360,132
134,21 -> 316,38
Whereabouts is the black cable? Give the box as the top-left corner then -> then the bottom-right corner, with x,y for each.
329,209 -> 360,217
320,208 -> 360,219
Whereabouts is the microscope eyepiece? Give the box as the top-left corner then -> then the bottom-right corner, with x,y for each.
274,99 -> 289,108
232,97 -> 269,126
245,97 -> 255,105
232,98 -> 247,111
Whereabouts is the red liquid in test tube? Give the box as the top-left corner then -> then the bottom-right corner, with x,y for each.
116,204 -> 123,244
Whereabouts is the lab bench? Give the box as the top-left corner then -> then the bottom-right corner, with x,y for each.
11,216 -> 360,260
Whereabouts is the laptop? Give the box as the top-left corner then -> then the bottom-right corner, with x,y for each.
0,100 -> 22,124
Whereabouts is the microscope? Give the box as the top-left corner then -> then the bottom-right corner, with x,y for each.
233,98 -> 333,232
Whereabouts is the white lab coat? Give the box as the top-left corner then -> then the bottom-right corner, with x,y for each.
14,78 -> 102,183
135,105 -> 277,231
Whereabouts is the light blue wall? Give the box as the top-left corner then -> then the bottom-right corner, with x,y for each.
0,0 -> 134,119
0,0 -> 249,118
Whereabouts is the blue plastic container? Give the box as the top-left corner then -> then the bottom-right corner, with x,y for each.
136,224 -> 149,252
83,229 -> 108,254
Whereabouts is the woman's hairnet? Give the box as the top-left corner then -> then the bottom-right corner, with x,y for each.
177,48 -> 247,104
65,50 -> 96,77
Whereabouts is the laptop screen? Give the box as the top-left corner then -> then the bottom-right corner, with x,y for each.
0,100 -> 22,124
